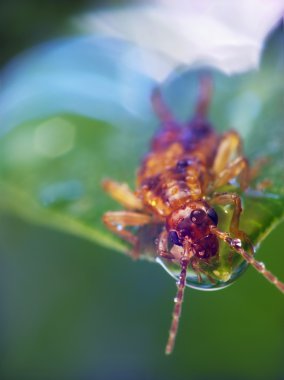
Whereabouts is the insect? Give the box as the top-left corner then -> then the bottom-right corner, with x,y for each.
102,77 -> 284,354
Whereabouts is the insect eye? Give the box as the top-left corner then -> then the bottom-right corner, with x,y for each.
190,209 -> 206,224
207,208 -> 218,225
175,159 -> 190,173
168,230 -> 182,246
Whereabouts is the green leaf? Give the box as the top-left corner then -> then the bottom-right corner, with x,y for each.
0,37 -> 157,253
0,35 -> 283,282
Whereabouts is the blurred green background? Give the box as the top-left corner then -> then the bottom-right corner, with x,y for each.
0,1 -> 284,380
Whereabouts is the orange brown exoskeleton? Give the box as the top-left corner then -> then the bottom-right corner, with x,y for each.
102,77 -> 284,354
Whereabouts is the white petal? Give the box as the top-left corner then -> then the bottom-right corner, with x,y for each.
75,0 -> 284,80
0,37 -> 157,134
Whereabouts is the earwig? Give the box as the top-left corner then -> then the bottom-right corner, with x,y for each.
102,78 -> 284,354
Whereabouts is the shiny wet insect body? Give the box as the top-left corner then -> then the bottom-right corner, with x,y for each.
102,78 -> 284,354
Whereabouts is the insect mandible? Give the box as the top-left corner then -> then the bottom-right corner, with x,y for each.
102,77 -> 284,354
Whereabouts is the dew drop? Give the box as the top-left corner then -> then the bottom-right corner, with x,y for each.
231,238 -> 242,249
174,297 -> 178,303
256,261 -> 266,272
156,248 -> 249,291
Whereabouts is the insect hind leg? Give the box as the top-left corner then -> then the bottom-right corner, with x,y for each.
213,131 -> 243,175
214,156 -> 250,191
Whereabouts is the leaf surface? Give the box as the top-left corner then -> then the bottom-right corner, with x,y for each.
0,34 -> 283,263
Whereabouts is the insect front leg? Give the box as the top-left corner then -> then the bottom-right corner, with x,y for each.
190,259 -> 204,283
157,229 -> 176,260
191,259 -> 217,285
102,211 -> 151,259
102,179 -> 143,210
210,192 -> 253,254
210,226 -> 284,294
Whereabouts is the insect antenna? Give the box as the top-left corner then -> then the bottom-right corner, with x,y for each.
211,227 -> 284,293
165,258 -> 189,355
165,238 -> 193,355
151,87 -> 174,124
195,76 -> 212,117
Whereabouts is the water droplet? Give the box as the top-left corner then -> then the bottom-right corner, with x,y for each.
156,244 -> 249,291
257,262 -> 266,272
231,238 -> 242,249
174,297 -> 178,303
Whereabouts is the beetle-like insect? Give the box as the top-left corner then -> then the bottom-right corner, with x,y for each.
102,78 -> 284,354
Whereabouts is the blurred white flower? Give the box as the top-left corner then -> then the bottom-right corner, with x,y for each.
76,0 -> 284,80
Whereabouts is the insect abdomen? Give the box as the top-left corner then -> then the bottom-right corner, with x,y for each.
137,126 -> 219,216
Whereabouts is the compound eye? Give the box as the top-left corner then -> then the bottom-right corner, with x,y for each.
168,230 -> 182,246
175,159 -> 190,173
190,209 -> 206,225
207,207 -> 218,225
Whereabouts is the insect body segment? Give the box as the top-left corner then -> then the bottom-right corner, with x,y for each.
102,78 -> 284,355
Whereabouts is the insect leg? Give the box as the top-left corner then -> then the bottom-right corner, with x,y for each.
102,211 -> 151,259
214,156 -> 250,190
213,131 -> 242,174
190,260 -> 203,283
249,157 -> 269,180
210,192 -> 253,253
249,157 -> 273,191
210,227 -> 284,294
213,132 -> 270,191
191,259 -> 216,284
102,179 -> 143,210
151,88 -> 174,123
157,229 -> 175,260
